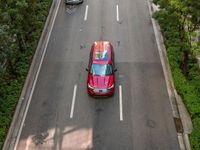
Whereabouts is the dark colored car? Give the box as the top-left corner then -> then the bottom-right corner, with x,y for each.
65,0 -> 83,5
86,41 -> 117,96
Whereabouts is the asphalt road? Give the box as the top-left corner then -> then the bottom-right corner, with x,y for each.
16,0 -> 180,149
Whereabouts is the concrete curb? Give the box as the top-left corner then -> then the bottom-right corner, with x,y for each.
146,0 -> 193,150
3,0 -> 59,149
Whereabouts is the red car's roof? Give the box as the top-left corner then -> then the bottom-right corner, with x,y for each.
91,41 -> 112,64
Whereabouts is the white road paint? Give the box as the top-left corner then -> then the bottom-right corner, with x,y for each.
70,85 -> 78,118
116,5 -> 119,22
119,85 -> 123,121
84,5 -> 89,21
13,0 -> 62,149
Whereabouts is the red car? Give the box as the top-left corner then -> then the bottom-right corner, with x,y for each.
86,41 -> 117,96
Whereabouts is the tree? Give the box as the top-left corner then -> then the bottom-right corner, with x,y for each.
153,0 -> 200,76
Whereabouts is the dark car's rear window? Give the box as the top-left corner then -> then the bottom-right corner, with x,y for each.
90,64 -> 112,76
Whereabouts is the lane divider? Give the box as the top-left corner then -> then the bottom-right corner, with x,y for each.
84,5 -> 89,21
116,5 -> 119,22
70,84 -> 78,118
119,85 -> 123,121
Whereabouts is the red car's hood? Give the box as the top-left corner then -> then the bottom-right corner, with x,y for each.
88,75 -> 114,89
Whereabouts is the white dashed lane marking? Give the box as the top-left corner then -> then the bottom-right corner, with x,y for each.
84,5 -> 89,21
116,5 -> 119,22
70,84 -> 78,118
119,85 -> 123,121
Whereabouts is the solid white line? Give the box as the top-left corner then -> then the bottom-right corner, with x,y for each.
13,0 -> 62,150
70,85 -> 77,118
119,85 -> 123,121
84,5 -> 88,21
116,5 -> 119,22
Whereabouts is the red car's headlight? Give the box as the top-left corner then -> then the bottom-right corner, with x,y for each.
107,84 -> 114,90
88,83 -> 94,89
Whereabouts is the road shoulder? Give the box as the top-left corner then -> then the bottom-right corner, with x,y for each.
146,0 -> 193,150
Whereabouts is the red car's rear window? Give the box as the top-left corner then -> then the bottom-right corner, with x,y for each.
94,50 -> 109,61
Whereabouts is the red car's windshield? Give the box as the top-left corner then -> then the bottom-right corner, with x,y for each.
90,64 -> 113,76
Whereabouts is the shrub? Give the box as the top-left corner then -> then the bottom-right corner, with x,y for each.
154,8 -> 200,150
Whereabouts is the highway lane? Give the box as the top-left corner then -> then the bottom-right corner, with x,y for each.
15,0 -> 180,149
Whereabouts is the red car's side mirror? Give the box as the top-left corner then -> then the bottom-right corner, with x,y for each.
114,68 -> 117,72
86,68 -> 89,71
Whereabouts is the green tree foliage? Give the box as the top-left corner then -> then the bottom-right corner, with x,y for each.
154,0 -> 200,75
0,0 -> 51,78
0,24 -> 13,76
0,0 -> 52,148
185,0 -> 200,32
